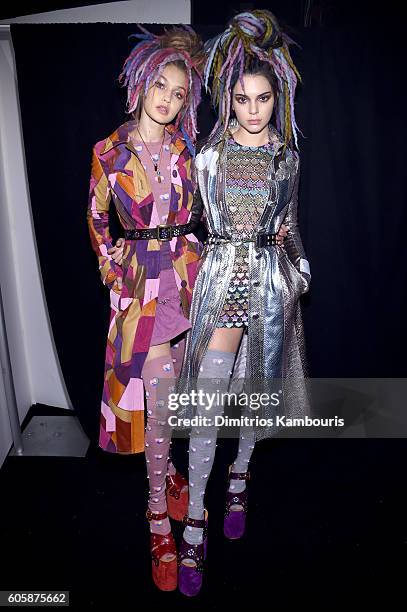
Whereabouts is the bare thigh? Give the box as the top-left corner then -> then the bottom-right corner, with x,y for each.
208,328 -> 244,354
144,341 -> 172,362
144,330 -> 244,365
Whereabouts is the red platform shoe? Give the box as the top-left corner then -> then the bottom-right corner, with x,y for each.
166,472 -> 189,521
146,509 -> 177,591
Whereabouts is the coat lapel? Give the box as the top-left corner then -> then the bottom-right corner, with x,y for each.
100,120 -> 188,228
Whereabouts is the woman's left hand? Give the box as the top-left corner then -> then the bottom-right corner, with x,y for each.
277,223 -> 289,246
108,237 -> 125,265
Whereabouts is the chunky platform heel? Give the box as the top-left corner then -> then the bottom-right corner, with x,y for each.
166,471 -> 189,521
146,509 -> 177,591
178,511 -> 208,597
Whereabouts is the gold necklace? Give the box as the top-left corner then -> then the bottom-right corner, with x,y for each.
136,127 -> 166,183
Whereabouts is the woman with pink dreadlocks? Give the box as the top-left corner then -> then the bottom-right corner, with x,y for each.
86,25 -> 207,591
173,9 -> 312,596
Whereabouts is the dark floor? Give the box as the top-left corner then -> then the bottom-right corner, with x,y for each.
1,410 -> 405,609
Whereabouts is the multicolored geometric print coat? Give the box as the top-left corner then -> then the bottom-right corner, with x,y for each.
87,120 -> 204,454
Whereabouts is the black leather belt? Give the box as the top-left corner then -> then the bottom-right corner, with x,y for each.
255,233 -> 278,247
124,223 -> 192,242
207,233 -> 278,247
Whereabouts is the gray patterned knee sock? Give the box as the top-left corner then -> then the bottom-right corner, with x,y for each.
229,426 -> 256,493
183,349 -> 236,546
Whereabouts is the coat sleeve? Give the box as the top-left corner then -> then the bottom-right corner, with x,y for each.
282,154 -> 311,284
189,181 -> 206,233
86,146 -> 122,290
188,141 -> 207,234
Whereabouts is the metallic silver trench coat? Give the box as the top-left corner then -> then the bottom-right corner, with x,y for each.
176,124 -> 312,440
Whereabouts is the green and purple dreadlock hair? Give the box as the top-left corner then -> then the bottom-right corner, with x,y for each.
204,9 -> 303,150
119,25 -> 205,154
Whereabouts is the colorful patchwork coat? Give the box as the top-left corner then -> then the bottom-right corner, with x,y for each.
87,120 -> 204,454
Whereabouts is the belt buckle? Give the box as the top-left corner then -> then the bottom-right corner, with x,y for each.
255,233 -> 265,248
255,233 -> 276,248
157,224 -> 172,242
231,232 -> 242,246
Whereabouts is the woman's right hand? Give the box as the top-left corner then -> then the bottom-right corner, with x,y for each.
277,223 -> 289,246
112,276 -> 123,293
108,237 -> 125,265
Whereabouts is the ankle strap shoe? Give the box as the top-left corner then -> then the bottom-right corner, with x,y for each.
223,467 -> 250,540
178,511 -> 208,597
146,508 -> 168,522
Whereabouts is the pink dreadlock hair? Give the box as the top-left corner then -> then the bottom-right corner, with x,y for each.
119,25 -> 205,154
204,9 -> 304,151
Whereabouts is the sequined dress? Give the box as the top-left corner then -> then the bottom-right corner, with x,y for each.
216,137 -> 275,328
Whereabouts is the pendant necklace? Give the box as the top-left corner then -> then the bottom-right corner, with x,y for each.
136,126 -> 165,183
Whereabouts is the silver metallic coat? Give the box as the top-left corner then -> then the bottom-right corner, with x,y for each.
177,124 -> 312,439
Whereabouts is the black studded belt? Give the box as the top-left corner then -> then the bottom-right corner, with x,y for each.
207,233 -> 278,247
124,223 -> 192,242
255,233 -> 278,247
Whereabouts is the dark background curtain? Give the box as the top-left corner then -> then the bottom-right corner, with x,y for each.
10,9 -> 407,440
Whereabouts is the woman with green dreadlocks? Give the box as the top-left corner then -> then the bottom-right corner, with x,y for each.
173,9 -> 312,596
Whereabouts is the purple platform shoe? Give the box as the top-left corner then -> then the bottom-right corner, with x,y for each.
223,468 -> 250,540
178,511 -> 208,597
